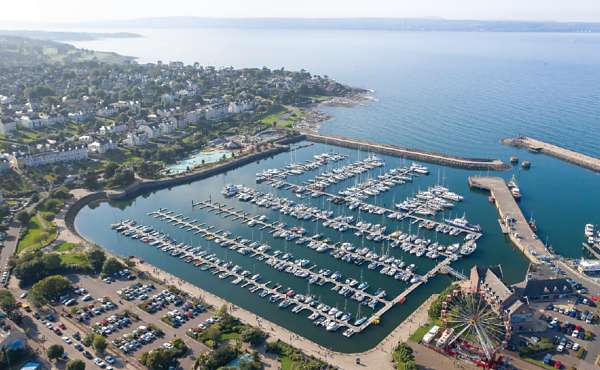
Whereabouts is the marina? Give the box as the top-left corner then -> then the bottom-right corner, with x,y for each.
111,214 -> 455,337
75,141 -> 534,352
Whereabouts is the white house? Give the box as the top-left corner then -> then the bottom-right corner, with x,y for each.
204,103 -> 229,121
11,145 -> 88,168
88,139 -> 117,154
123,131 -> 150,147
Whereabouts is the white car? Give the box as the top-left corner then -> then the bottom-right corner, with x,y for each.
105,355 -> 115,364
572,330 -> 579,338
572,342 -> 580,351
556,344 -> 564,352
62,336 -> 72,344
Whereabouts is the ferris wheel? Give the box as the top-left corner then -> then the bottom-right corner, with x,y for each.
441,290 -> 509,362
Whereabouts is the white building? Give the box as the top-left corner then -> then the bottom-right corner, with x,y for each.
204,103 -> 229,121
88,139 -> 117,154
123,131 -> 150,147
99,123 -> 127,136
11,145 -> 88,168
228,100 -> 255,114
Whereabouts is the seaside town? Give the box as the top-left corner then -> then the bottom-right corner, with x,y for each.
1,18 -> 600,370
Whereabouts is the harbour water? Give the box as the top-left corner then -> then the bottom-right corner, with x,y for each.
71,29 -> 600,351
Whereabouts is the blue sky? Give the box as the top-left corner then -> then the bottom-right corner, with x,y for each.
2,0 -> 600,23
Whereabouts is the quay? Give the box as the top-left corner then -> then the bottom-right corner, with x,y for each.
468,176 -> 551,263
502,136 -> 600,173
303,133 -> 509,171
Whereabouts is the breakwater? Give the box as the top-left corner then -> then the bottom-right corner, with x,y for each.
502,136 -> 600,173
304,133 -> 508,170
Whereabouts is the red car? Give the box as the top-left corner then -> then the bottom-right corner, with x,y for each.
553,360 -> 561,369
54,328 -> 63,335
58,323 -> 66,330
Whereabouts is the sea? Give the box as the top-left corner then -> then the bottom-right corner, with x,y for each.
70,28 -> 600,351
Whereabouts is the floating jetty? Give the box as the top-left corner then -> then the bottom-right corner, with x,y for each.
468,176 -> 551,263
502,136 -> 600,173
303,133 -> 509,170
113,215 -> 454,337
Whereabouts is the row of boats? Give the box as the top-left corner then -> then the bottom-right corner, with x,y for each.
220,185 -> 478,258
255,152 -> 347,183
338,167 -> 414,201
303,155 -> 385,192
112,219 -> 377,336
585,224 -> 600,246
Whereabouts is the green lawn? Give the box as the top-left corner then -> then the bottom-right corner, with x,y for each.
17,213 -> 57,253
523,358 -> 555,370
220,332 -> 240,341
55,242 -> 79,252
280,356 -> 295,370
259,106 -> 288,126
60,252 -> 91,268
410,323 -> 434,343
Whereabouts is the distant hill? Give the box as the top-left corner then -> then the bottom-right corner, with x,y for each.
0,35 -> 134,67
75,17 -> 600,33
0,30 -> 141,41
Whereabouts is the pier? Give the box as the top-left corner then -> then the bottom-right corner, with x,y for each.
502,136 -> 600,173
468,176 -> 551,263
304,133 -> 509,170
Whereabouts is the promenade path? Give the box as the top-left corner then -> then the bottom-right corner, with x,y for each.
134,258 -> 435,370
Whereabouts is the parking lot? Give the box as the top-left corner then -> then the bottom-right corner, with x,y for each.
511,297 -> 600,369
15,269 -> 211,369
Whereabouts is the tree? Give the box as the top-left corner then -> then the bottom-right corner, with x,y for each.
140,348 -> 175,370
29,275 -> 71,306
82,332 -> 95,347
0,290 -> 17,312
104,162 -> 118,179
47,344 -> 64,361
393,342 -> 415,369
66,359 -> 86,370
102,257 -> 125,276
240,327 -> 267,347
16,211 -> 30,226
93,335 -> 107,354
84,172 -> 99,190
87,248 -> 106,272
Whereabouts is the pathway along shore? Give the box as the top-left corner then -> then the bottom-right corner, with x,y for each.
304,133 -> 509,171
133,258 -> 434,370
502,136 -> 600,173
